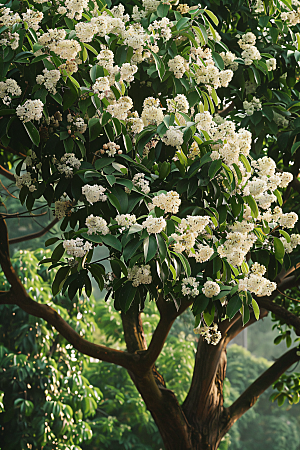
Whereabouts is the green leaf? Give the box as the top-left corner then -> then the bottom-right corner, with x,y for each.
89,117 -> 102,141
101,234 -> 122,252
274,237 -> 285,260
143,235 -> 157,263
227,295 -> 242,319
279,230 -> 291,243
52,266 -> 70,296
274,189 -> 283,206
205,9 -> 219,26
23,121 -> 40,146
252,298 -> 260,320
151,52 -> 165,81
116,282 -> 137,313
208,159 -> 222,179
176,252 -> 191,277
239,154 -> 251,172
291,141 -> 300,155
157,233 -> 167,262
244,195 -> 259,218
45,237 -> 60,247
157,3 -> 169,17
211,50 -> 225,70
203,304 -> 215,326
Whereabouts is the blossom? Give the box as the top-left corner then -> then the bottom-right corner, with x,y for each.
127,265 -> 152,286
151,191 -> 181,214
202,281 -> 220,298
194,323 -> 222,345
63,238 -> 92,257
16,99 -> 44,122
85,215 -> 110,235
182,277 -> 200,297
132,173 -> 150,194
161,127 -> 184,147
82,185 -> 107,204
168,55 -> 189,78
142,217 -> 166,234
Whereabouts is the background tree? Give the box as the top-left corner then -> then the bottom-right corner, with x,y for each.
2,0 -> 300,449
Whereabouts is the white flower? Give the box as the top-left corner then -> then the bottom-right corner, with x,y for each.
279,212 -> 298,229
194,322 -> 222,345
151,191 -> 181,214
82,184 -> 107,204
132,173 -> 150,194
127,264 -> 152,286
63,238 -> 93,257
202,281 -> 220,298
266,58 -> 276,71
85,215 -> 110,235
168,55 -> 189,78
16,99 -> 44,122
142,217 -> 166,234
161,127 -> 184,147
182,277 -> 199,297
115,214 -> 136,229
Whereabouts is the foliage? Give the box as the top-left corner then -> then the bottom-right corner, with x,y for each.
0,249 -> 100,449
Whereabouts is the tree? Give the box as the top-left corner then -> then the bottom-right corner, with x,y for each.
2,0 -> 300,448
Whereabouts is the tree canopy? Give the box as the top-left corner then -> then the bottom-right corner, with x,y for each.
2,0 -> 300,448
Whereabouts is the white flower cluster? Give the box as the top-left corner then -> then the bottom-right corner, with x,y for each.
239,263 -> 277,297
22,9 -> 43,31
106,96 -> 133,120
190,244 -> 214,263
220,51 -> 237,70
281,7 -> 300,25
66,114 -> 87,134
115,214 -> 137,230
148,17 -> 172,50
64,0 -> 88,20
16,99 -> 44,123
0,31 -> 19,50
126,111 -> 145,134
217,231 -> 257,266
280,234 -> 300,253
38,28 -> 66,51
132,173 -> 150,194
0,78 -> 22,105
279,212 -> 298,228
54,153 -> 81,178
0,7 -> 21,28
82,184 -> 107,204
244,156 -> 294,210
167,94 -> 189,117
54,199 -> 72,220
14,173 -> 36,192
266,58 -> 276,71
151,191 -> 181,214
193,48 -> 233,88
52,39 -> 81,61
202,280 -> 220,298
194,323 -> 222,345
127,264 -> 152,287
273,112 -> 289,128
188,141 -> 201,160
171,216 -> 211,253
254,0 -> 264,13
75,19 -> 99,42
36,69 -> 61,94
182,277 -> 200,297
237,32 -> 261,65
100,142 -> 122,157
63,238 -> 93,257
196,112 -> 252,167
161,126 -> 184,147
168,55 -> 189,79
141,97 -> 164,126
120,63 -> 138,82
243,97 -> 262,115
142,216 -> 166,234
85,215 -> 110,235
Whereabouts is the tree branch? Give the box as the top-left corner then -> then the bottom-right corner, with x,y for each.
0,142 -> 25,158
257,296 -> 300,335
0,165 -> 15,182
0,217 -> 140,371
222,347 -> 300,435
9,218 -> 59,245
218,101 -> 235,117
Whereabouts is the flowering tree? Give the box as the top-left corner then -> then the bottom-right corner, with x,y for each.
2,0 -> 300,448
